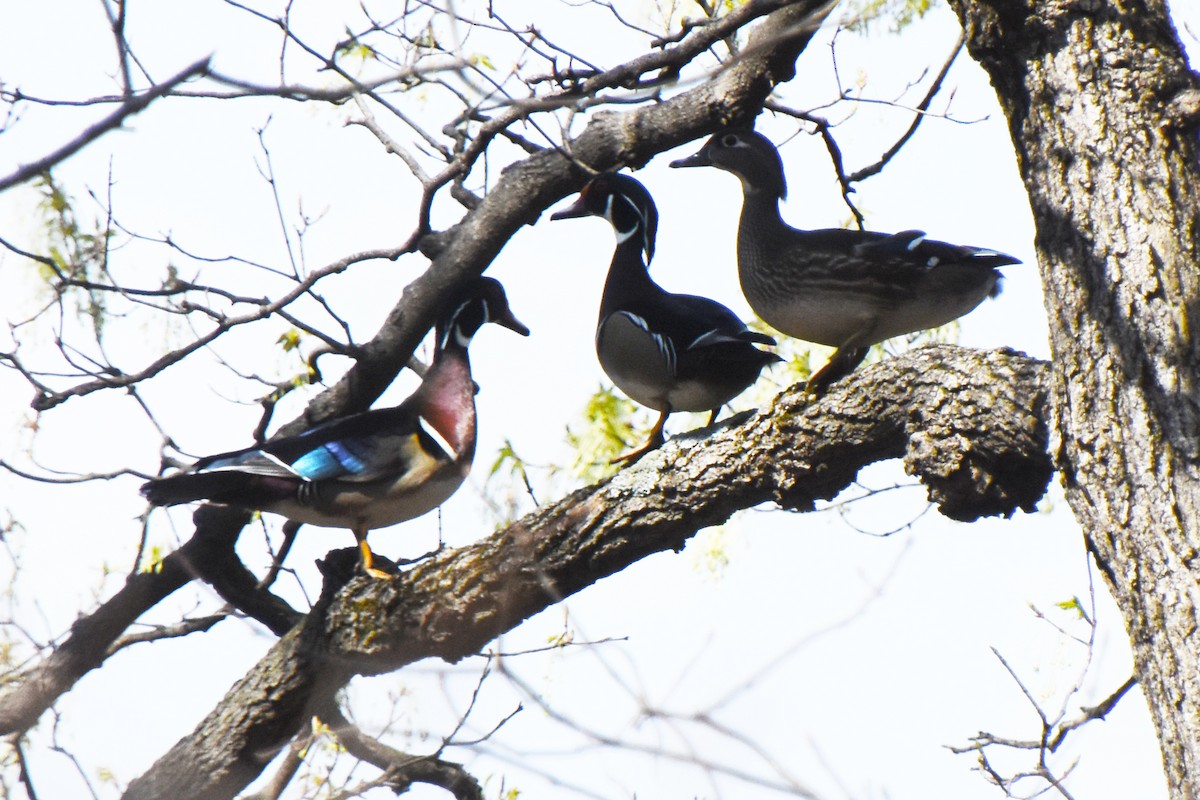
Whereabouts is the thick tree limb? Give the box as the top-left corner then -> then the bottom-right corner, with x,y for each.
121,345 -> 1053,800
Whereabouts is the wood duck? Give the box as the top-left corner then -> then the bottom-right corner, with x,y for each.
141,277 -> 529,578
670,128 -> 1021,391
551,172 -> 780,461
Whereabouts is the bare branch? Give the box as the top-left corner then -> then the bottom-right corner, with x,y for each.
237,728 -> 312,800
20,244 -> 401,412
949,566 -> 1137,797
845,29 -> 966,183
0,504 -> 298,736
106,614 -> 226,656
317,700 -> 485,800
12,737 -> 38,800
0,58 -> 211,194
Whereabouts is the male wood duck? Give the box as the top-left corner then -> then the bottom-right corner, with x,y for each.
670,128 -> 1021,391
141,277 -> 529,578
551,172 -> 780,461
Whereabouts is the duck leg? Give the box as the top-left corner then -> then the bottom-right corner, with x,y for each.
807,346 -> 869,395
354,527 -> 394,579
612,409 -> 670,465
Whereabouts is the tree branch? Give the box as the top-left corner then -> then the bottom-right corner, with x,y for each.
316,700 -> 485,800
0,58 -> 210,194
122,345 -> 1053,800
844,29 -> 966,182
0,505 -> 298,737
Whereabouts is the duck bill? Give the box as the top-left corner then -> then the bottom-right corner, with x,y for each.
669,147 -> 712,169
549,196 -> 589,221
499,310 -> 531,337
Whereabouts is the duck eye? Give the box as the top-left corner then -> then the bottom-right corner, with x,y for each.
720,133 -> 740,147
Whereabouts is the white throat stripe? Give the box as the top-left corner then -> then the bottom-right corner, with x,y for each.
418,415 -> 455,457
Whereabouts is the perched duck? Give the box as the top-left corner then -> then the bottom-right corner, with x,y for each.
141,277 -> 529,578
551,172 -> 779,461
670,128 -> 1021,391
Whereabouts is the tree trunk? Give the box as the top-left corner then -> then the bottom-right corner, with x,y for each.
948,2 -> 1200,796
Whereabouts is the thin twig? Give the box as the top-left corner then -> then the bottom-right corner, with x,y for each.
0,58 -> 210,193
845,29 -> 966,183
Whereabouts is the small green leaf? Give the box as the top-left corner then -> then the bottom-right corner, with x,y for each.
1056,596 -> 1085,617
563,385 -> 640,481
140,545 -> 166,574
546,630 -> 574,647
276,328 -> 303,352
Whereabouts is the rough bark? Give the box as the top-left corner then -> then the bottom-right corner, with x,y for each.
121,344 -> 1052,800
948,2 -> 1200,797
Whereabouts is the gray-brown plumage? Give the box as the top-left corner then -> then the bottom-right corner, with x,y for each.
671,128 -> 1021,391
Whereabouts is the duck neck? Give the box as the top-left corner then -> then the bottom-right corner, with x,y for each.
738,182 -> 788,231
416,344 -> 477,461
739,182 -> 791,249
599,236 -> 660,317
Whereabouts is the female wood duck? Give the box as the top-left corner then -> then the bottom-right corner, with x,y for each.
551,172 -> 780,462
670,128 -> 1021,391
140,277 -> 529,578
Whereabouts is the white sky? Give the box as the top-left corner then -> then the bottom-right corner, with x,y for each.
2,1 -> 1198,798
